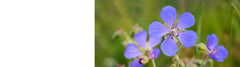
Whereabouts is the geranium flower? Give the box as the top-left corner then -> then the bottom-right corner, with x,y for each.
124,30 -> 161,67
207,34 -> 228,62
149,6 -> 197,56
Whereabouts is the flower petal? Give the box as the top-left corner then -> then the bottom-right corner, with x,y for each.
161,35 -> 177,56
216,45 -> 228,59
134,30 -> 147,49
160,6 -> 177,28
176,12 -> 195,29
208,45 -> 228,62
151,48 -> 160,59
149,37 -> 161,49
124,44 -> 144,59
209,54 -> 224,62
130,59 -> 143,67
177,30 -> 197,48
207,34 -> 218,50
149,21 -> 170,39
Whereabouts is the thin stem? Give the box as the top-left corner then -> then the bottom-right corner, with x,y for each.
194,46 -> 199,59
201,59 -> 205,67
205,59 -> 213,67
209,59 -> 213,67
128,60 -> 131,67
174,55 -> 180,61
152,59 -> 156,67
173,55 -> 184,67
177,45 -> 184,53
201,55 -> 207,67
229,2 -> 234,67
196,1 -> 205,59
232,3 -> 240,19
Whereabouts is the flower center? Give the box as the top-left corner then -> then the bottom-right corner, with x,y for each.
171,28 -> 177,32
209,50 -> 216,55
138,56 -> 149,64
139,58 -> 144,64
171,28 -> 179,37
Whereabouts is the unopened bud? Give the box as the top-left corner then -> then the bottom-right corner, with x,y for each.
179,62 -> 185,67
112,31 -> 119,39
198,43 -> 209,54
191,64 -> 197,67
171,63 -> 176,67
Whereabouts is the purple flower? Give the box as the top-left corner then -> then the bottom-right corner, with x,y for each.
207,34 -> 228,62
124,30 -> 161,67
149,6 -> 198,56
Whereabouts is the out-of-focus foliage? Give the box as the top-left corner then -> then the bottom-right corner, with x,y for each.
95,0 -> 240,67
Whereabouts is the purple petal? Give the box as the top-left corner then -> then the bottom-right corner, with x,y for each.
216,45 -> 228,59
207,34 -> 218,50
160,6 -> 177,28
124,44 -> 143,59
208,45 -> 228,62
216,59 -> 224,62
209,54 -> 224,62
130,59 -> 143,67
151,48 -> 160,59
176,12 -> 195,29
177,30 -> 197,48
161,35 -> 177,56
134,30 -> 147,49
149,37 -> 161,49
208,54 -> 217,61
149,21 -> 170,39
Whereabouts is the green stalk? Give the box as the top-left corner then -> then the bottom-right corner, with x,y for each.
152,59 -> 156,67
232,3 -> 240,19
195,1 -> 205,59
200,55 -> 206,67
174,55 -> 180,61
194,46 -> 199,59
177,45 -> 184,53
229,2 -> 234,67
207,59 -> 213,67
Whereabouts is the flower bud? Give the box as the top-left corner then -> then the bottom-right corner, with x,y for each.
198,43 -> 209,54
171,63 -> 176,67
179,62 -> 185,67
171,64 -> 177,67
191,64 -> 197,67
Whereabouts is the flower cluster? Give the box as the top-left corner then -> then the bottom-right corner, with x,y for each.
122,6 -> 228,67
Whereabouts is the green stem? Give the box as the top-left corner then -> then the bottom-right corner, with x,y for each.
232,3 -> 240,19
210,60 -> 213,67
196,1 -> 205,59
174,55 -> 180,61
128,60 -> 131,67
207,59 -> 213,67
197,1 -> 204,43
152,59 -> 156,67
200,55 -> 207,67
194,46 -> 199,59
229,2 -> 234,67
174,55 -> 185,67
177,45 -> 184,53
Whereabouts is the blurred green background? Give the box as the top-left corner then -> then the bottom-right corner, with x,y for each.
95,0 -> 240,67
